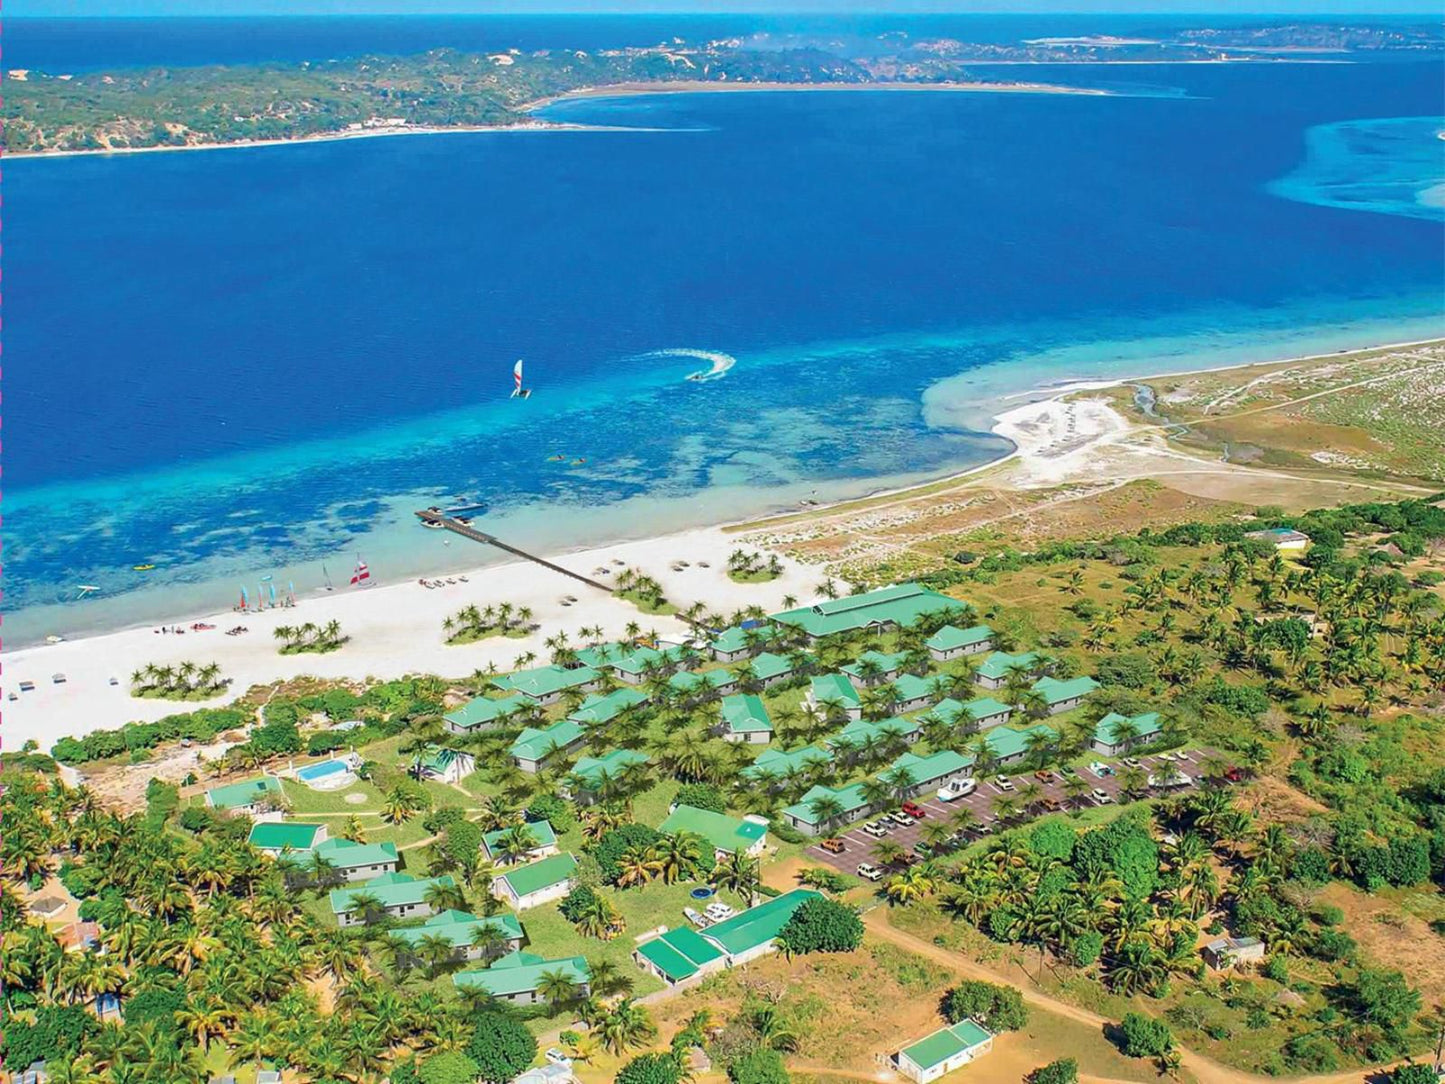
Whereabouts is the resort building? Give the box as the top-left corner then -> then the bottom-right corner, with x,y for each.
492,853 -> 578,910
841,650 -> 908,686
610,645 -> 689,684
1032,675 -> 1099,715
567,687 -> 649,727
890,673 -> 938,714
885,750 -> 974,798
925,623 -> 995,662
1202,935 -> 1266,970
718,694 -> 773,744
481,819 -> 559,865
929,696 -> 1012,732
659,803 -> 768,859
281,837 -> 399,885
330,872 -> 455,928
826,715 -> 922,756
983,723 -> 1059,766
669,667 -> 739,702
453,951 -> 591,1005
247,821 -> 327,855
749,651 -> 806,689
782,783 -> 873,836
974,651 -> 1045,690
572,641 -> 629,669
1091,711 -> 1163,756
391,909 -> 524,964
634,889 -> 822,985
509,719 -> 586,774
771,583 -> 965,641
491,664 -> 602,705
205,775 -> 283,816
893,1019 -> 994,1083
741,745 -> 831,786
443,694 -> 530,735
561,749 -> 650,803
709,622 -> 781,662
806,674 -> 862,721
1244,527 -> 1310,552
411,745 -> 476,784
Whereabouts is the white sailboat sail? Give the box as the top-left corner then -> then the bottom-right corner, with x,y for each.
511,359 -> 524,398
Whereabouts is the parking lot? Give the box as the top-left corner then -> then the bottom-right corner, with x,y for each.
804,747 -> 1229,876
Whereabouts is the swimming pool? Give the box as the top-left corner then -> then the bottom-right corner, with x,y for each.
297,758 -> 349,782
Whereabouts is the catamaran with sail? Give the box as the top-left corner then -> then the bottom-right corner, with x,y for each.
511,359 -> 531,400
350,557 -> 372,587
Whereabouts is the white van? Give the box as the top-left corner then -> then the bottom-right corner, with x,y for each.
936,777 -> 977,801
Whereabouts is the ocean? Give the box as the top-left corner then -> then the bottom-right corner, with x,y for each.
6,17 -> 1444,645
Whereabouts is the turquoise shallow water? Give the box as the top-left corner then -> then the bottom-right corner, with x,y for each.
1270,115 -> 1445,221
6,56 -> 1444,645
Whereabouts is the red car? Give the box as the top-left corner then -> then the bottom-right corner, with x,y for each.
1224,767 -> 1248,783
900,801 -> 927,819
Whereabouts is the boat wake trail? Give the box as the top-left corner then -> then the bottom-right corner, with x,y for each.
641,347 -> 738,383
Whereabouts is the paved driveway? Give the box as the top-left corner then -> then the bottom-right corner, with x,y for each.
804,747 -> 1227,875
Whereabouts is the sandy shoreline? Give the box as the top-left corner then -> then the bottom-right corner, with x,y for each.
9,334 -> 1441,754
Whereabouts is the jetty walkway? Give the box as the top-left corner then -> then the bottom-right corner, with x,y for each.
413,509 -> 612,592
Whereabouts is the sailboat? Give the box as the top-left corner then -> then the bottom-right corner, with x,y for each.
511,359 -> 531,400
322,563 -> 334,592
350,557 -> 372,587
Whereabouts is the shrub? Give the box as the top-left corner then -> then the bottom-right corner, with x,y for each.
527,793 -> 576,833
1312,929 -> 1356,963
675,783 -> 727,813
616,1053 -> 683,1084
119,988 -> 186,1034
728,1047 -> 790,1084
941,981 -> 1028,1032
1028,1058 -> 1078,1084
1069,931 -> 1103,968
776,897 -> 863,955
559,884 -> 603,923
590,824 -> 666,884
465,1012 -> 536,1083
1263,956 -> 1289,983
1029,820 -> 1076,862
419,1052 -> 482,1084
1,1005 -> 95,1070
1392,1067 -> 1442,1084
1116,1013 -> 1173,1058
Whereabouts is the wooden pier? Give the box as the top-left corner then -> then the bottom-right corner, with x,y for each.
414,509 -> 613,592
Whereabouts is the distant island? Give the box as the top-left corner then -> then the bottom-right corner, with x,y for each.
7,21 -> 1441,155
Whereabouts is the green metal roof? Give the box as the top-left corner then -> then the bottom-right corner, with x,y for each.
891,673 -> 936,703
700,889 -> 822,955
637,925 -> 726,982
660,805 -> 767,854
976,651 -> 1041,681
710,624 -> 781,655
925,624 -> 994,652
750,651 -> 802,681
901,1020 -> 993,1071
610,645 -> 687,676
248,821 -> 324,851
570,749 -> 650,789
783,783 -> 872,826
826,715 -> 918,750
482,819 -> 558,857
742,745 -> 831,781
206,775 -> 282,810
508,719 -> 585,763
1033,674 -> 1099,705
567,687 -> 648,725
841,650 -> 908,681
772,584 -> 963,638
889,749 -> 973,784
443,694 -> 529,731
809,674 -> 860,707
498,853 -> 577,898
982,723 -> 1058,761
669,668 -> 736,695
930,697 -> 1012,727
303,837 -> 398,870
330,872 -> 455,915
1094,710 -> 1162,745
391,909 -> 523,950
452,951 -> 590,998
721,694 -> 772,734
573,641 -> 628,668
492,664 -> 600,699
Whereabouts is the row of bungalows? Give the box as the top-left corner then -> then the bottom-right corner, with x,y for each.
454,950 -> 591,1005
390,909 -> 524,964
709,622 -> 783,663
481,818 -> 559,865
770,583 -> 967,643
634,889 -> 821,986
740,744 -> 832,788
1091,710 -> 1163,756
658,803 -> 769,860
492,663 -> 603,706
924,623 -> 995,661
508,687 -> 651,773
840,649 -> 909,686
927,695 -> 1014,732
670,666 -> 739,702
717,694 -> 773,744
885,749 -> 975,798
974,650 -> 1048,690
330,872 -> 456,928
492,852 -> 579,911
560,749 -> 651,803
443,693 -> 531,736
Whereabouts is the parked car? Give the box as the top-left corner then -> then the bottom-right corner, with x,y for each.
1088,761 -> 1114,776
1148,770 -> 1192,789
820,838 -> 846,854
1122,757 -> 1143,769
913,841 -> 935,858
1224,766 -> 1248,783
1174,750 -> 1192,763
1034,770 -> 1056,783
888,811 -> 914,827
1090,788 -> 1113,805
937,777 -> 977,801
994,775 -> 1014,792
1040,796 -> 1064,812
862,821 -> 889,838
900,801 -> 927,819
545,1049 -> 574,1069
1058,764 -> 1077,777
704,902 -> 736,922
856,863 -> 883,882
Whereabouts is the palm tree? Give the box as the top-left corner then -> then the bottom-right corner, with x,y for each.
711,851 -> 762,906
884,866 -> 936,904
538,968 -> 582,1008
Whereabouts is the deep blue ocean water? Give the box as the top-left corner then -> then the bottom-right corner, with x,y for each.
6,18 -> 1444,643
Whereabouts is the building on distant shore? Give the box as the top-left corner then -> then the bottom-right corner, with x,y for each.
1244,527 -> 1310,552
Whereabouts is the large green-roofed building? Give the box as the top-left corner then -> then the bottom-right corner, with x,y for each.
491,664 -> 602,704
443,694 -> 529,735
453,950 -> 591,1004
659,804 -> 768,857
633,889 -> 822,985
771,583 -> 963,640
634,926 -> 725,985
248,821 -> 326,853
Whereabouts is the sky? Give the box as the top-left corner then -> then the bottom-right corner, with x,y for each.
10,1 -> 1443,16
